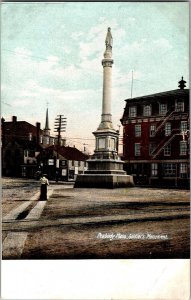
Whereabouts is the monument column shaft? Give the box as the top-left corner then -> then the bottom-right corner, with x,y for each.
102,65 -> 112,119
98,27 -> 114,129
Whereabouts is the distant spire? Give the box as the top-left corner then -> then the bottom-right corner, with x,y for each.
178,76 -> 186,89
44,108 -> 50,130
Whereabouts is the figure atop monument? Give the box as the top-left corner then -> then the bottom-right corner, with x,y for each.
104,27 -> 113,59
105,27 -> 113,49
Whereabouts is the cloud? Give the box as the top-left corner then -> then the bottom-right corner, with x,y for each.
121,37 -> 173,58
2,18 -> 143,143
13,99 -> 32,107
14,47 -> 32,57
3,17 -> 131,101
71,31 -> 84,41
127,17 -> 136,25
79,18 -> 126,61
46,55 -> 60,64
87,18 -> 119,40
152,38 -> 173,50
113,67 -> 142,87
62,46 -> 71,55
3,46 -> 83,90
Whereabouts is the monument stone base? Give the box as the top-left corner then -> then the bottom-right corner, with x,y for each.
74,173 -> 134,188
75,159 -> 134,188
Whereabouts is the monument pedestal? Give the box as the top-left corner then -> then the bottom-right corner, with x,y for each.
75,129 -> 134,188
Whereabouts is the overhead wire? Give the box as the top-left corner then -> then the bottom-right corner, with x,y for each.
2,48 -> 102,74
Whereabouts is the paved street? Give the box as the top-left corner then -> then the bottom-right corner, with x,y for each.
2,178 -> 190,259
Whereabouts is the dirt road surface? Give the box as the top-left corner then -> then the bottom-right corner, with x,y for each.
2,177 -> 190,259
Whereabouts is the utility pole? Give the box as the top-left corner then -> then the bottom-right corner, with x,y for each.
54,115 -> 67,166
131,70 -> 134,98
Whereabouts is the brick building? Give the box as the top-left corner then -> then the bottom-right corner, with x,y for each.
36,145 -> 89,181
120,78 -> 189,188
1,116 -> 42,177
1,111 -> 65,178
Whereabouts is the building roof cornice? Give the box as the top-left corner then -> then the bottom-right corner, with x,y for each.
125,89 -> 189,103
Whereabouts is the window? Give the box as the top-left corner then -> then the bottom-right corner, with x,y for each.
180,163 -> 188,178
46,137 -> 50,145
159,103 -> 167,115
29,133 -> 32,141
151,163 -> 158,176
164,144 -> 171,156
78,161 -> 81,167
22,166 -> 26,177
24,150 -> 28,157
163,163 -> 176,177
135,124 -> 141,137
134,143 -> 141,156
175,101 -> 184,112
129,106 -> 137,117
40,135 -> 43,144
72,160 -> 74,166
165,122 -> 171,136
180,121 -> 188,133
52,138 -> 55,145
143,105 -> 151,116
150,124 -> 156,137
149,143 -> 156,155
180,141 -> 187,155
61,160 -> 66,166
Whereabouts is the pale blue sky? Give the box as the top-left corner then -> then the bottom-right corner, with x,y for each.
2,2 -> 189,153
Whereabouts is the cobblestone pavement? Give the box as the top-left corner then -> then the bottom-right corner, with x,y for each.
2,177 -> 190,259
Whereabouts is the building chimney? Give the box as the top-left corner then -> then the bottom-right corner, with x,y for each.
178,76 -> 186,89
1,117 -> 5,148
62,139 -> 66,146
12,116 -> 17,123
36,122 -> 41,146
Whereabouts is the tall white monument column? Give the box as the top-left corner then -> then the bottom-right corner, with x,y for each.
99,27 -> 113,129
75,28 -> 134,188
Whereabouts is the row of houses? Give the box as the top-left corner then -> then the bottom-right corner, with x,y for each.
1,112 -> 89,181
1,78 -> 189,188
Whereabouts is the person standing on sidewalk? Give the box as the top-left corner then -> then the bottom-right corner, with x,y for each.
39,174 -> 49,200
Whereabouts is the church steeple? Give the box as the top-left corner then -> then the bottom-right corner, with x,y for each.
44,108 -> 50,136
45,108 -> 50,130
